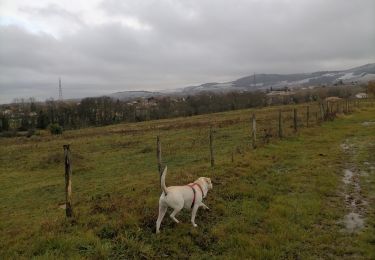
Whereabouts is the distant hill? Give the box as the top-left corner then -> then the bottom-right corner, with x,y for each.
109,63 -> 375,100
188,63 -> 375,92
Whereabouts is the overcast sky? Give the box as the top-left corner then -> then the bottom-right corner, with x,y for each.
0,0 -> 374,103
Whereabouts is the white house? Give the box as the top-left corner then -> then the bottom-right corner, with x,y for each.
355,93 -> 368,99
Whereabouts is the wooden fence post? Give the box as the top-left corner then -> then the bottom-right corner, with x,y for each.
251,113 -> 256,149
209,127 -> 215,167
349,100 -> 352,112
63,145 -> 73,218
325,102 -> 330,120
293,108 -> 297,132
156,136 -> 162,178
306,106 -> 310,127
345,99 -> 349,113
339,101 -> 343,114
319,102 -> 325,121
278,109 -> 282,139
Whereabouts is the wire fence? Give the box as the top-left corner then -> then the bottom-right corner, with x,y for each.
61,98 -> 374,217
158,98 -> 375,170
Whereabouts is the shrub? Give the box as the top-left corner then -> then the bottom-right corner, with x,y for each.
0,130 -> 18,138
49,123 -> 63,135
27,128 -> 36,138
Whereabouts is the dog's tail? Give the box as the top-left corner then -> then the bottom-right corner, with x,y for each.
160,166 -> 168,195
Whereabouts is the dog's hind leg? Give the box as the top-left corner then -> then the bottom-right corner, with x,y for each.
170,206 -> 182,223
191,205 -> 199,227
156,204 -> 168,234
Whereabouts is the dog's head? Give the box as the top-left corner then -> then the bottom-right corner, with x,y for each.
197,177 -> 213,190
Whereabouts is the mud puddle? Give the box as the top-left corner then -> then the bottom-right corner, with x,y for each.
340,139 -> 367,233
361,121 -> 375,126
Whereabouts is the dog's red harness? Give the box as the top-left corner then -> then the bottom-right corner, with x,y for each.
187,183 -> 204,208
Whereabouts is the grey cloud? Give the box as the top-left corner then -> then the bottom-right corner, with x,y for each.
19,4 -> 84,26
0,0 -> 374,103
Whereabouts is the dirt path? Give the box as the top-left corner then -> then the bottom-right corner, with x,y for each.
340,120 -> 375,233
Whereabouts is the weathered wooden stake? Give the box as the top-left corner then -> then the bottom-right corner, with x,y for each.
278,109 -> 282,139
339,101 -> 342,113
345,99 -> 349,113
319,102 -> 325,121
63,144 -> 73,218
306,106 -> 310,127
251,113 -> 256,149
156,136 -> 162,178
325,102 -> 330,120
293,108 -> 297,132
320,103 -> 325,122
209,127 -> 215,167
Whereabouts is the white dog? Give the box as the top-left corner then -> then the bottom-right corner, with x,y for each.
156,166 -> 213,233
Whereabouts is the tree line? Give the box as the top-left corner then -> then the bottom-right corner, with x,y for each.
0,91 -> 266,132
0,83 -> 371,134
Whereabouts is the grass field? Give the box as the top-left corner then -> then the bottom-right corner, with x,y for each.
0,102 -> 374,259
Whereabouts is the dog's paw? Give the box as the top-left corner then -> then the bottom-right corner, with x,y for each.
192,223 -> 198,227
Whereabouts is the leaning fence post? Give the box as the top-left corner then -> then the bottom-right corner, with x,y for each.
156,136 -> 162,179
63,145 -> 73,218
251,113 -> 256,149
209,126 -> 215,167
293,108 -> 297,132
306,106 -> 310,127
278,109 -> 282,139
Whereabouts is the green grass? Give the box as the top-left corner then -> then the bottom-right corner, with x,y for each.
0,103 -> 374,259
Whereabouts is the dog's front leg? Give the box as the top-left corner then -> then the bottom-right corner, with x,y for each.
201,202 -> 210,210
191,205 -> 199,227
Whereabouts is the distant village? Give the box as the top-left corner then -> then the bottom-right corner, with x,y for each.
264,80 -> 369,105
